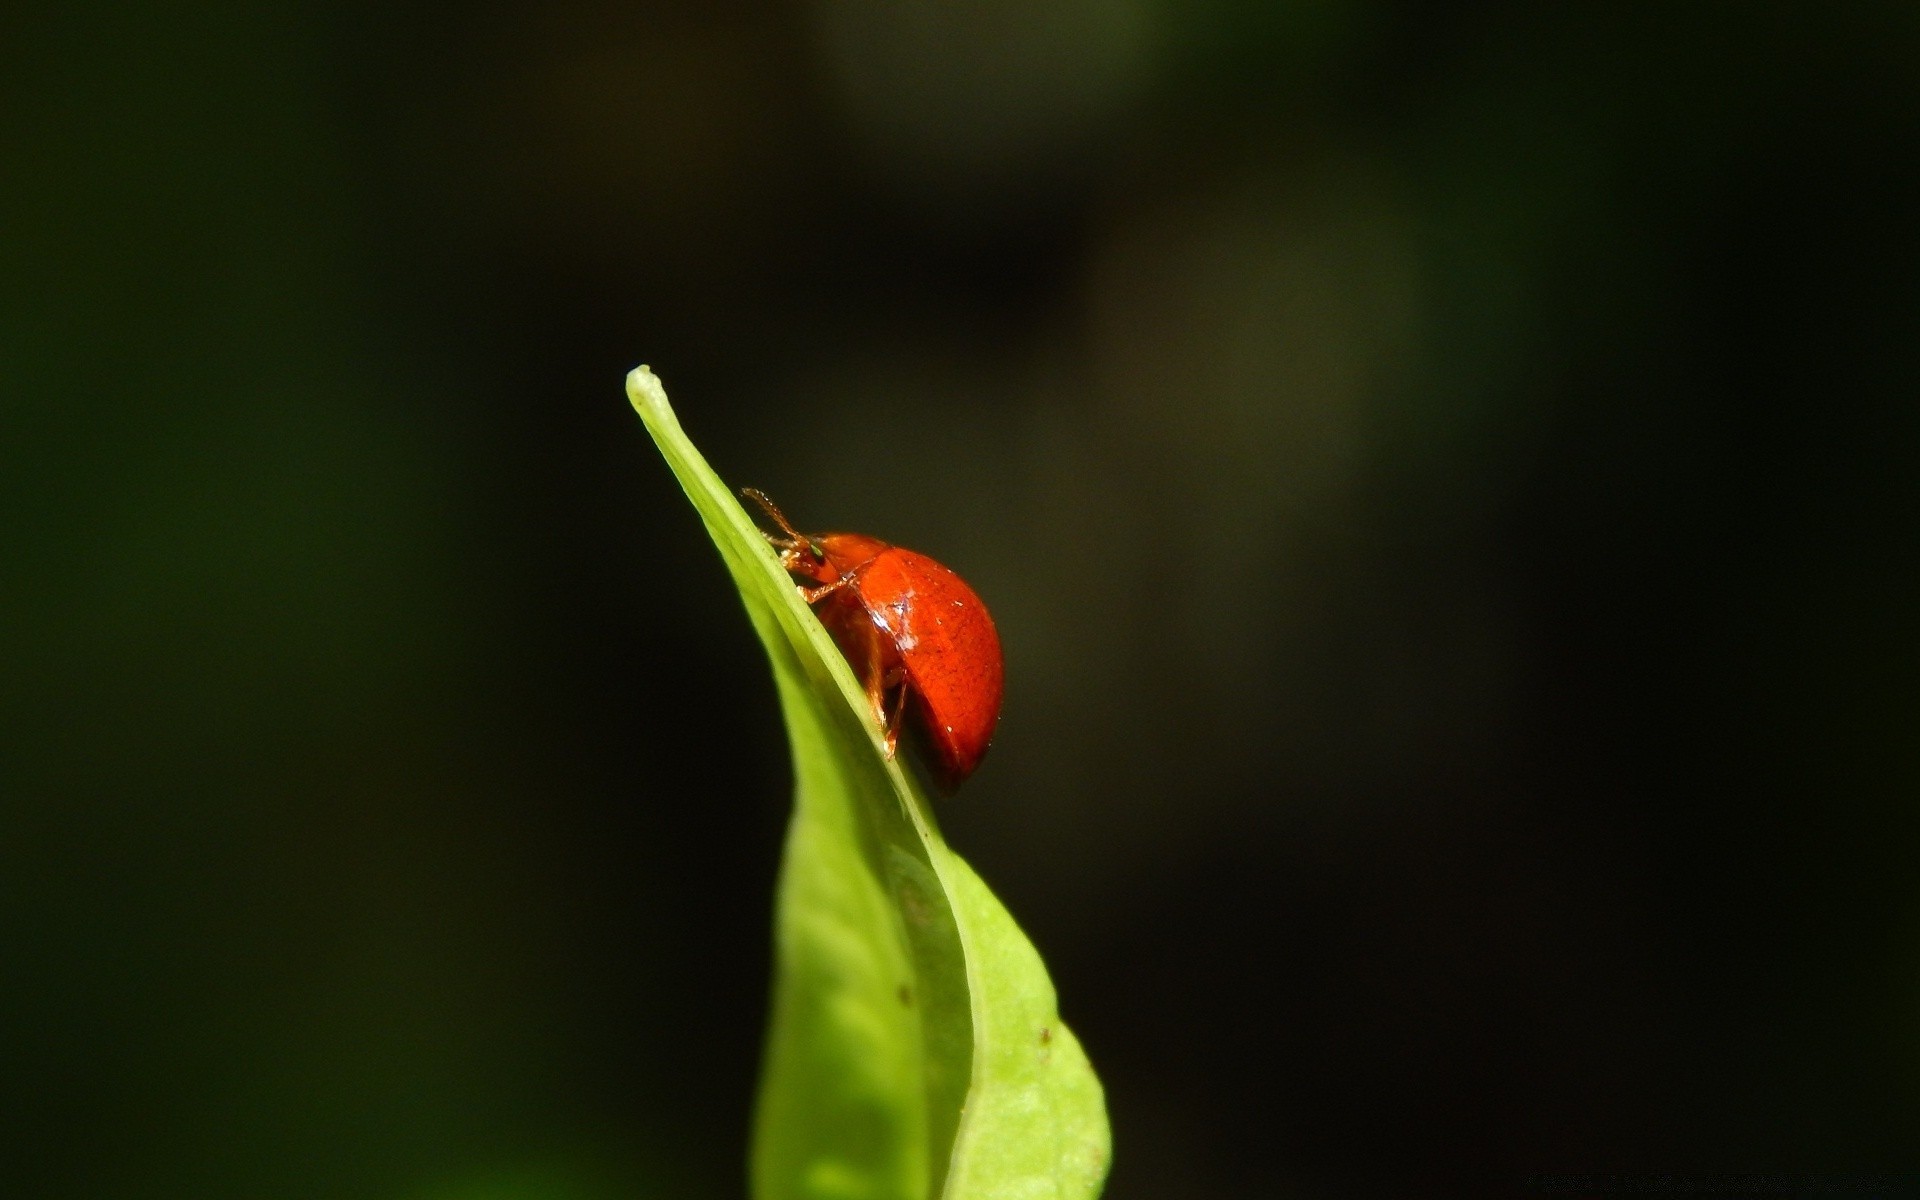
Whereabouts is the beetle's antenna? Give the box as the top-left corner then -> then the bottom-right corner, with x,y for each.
741,487 -> 806,548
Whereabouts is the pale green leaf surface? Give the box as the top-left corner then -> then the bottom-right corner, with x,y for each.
626,367 -> 1109,1200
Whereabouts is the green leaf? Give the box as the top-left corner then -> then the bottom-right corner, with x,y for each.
627,367 -> 1110,1200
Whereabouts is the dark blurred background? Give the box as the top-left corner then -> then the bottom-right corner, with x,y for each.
6,2 -> 1920,1196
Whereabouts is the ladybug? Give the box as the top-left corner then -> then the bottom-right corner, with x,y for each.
743,488 -> 1003,791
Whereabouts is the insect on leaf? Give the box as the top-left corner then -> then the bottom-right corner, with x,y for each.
627,366 -> 1110,1200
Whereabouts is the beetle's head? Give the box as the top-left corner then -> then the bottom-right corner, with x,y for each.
742,487 -> 834,582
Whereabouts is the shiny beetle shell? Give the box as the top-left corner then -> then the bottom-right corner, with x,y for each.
744,489 -> 1003,790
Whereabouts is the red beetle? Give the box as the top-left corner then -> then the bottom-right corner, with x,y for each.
744,488 -> 1003,791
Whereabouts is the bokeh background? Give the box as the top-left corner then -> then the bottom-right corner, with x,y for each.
7,2 -> 1920,1196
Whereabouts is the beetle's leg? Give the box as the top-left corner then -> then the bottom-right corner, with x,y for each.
797,572 -> 856,605
861,632 -> 891,739
882,670 -> 908,760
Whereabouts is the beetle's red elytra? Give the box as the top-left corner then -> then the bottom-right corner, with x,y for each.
743,488 -> 1003,791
